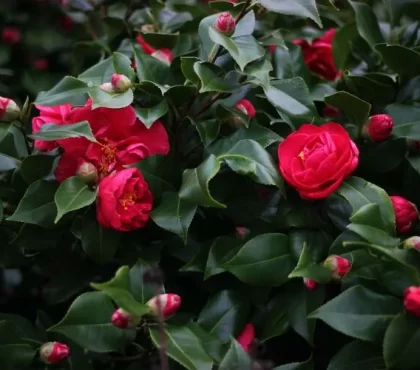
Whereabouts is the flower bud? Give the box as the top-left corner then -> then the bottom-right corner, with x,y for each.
303,277 -> 318,290
0,97 -> 20,122
235,99 -> 256,117
214,12 -> 236,36
391,195 -> 418,233
33,58 -> 48,71
322,104 -> 340,118
323,255 -> 351,281
404,286 -> 420,317
2,27 -> 20,45
111,308 -> 141,329
236,323 -> 255,352
403,236 -> 420,250
40,342 -> 70,365
76,161 -> 98,185
111,74 -> 132,93
236,226 -> 250,239
151,49 -> 173,65
100,82 -> 115,93
141,24 -> 155,33
146,293 -> 181,318
363,114 -> 393,142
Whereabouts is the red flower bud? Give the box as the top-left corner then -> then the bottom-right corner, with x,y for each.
403,236 -> 420,250
111,308 -> 141,329
40,342 -> 70,365
322,104 -> 340,118
146,293 -> 181,318
269,45 -> 276,54
111,74 -> 132,92
235,99 -> 256,117
0,97 -> 20,122
303,278 -> 318,290
236,226 -> 249,239
60,15 -> 73,31
323,255 -> 351,281
214,12 -> 236,36
76,161 -> 98,185
364,114 -> 393,142
2,27 -> 20,45
33,58 -> 48,71
236,323 -> 255,352
391,196 -> 418,233
404,286 -> 420,317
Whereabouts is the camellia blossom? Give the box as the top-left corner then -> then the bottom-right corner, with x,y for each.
403,236 -> 420,250
136,35 -> 173,65
235,99 -> 256,117
2,27 -> 20,45
390,195 -> 418,233
0,97 -> 20,122
404,287 -> 420,317
278,123 -> 359,199
364,114 -> 394,142
214,12 -> 236,36
323,255 -> 352,281
96,168 -> 153,231
40,342 -> 70,365
236,323 -> 255,352
146,293 -> 182,318
111,308 -> 141,329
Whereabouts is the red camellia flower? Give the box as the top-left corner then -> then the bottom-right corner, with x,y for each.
278,123 -> 359,199
404,287 -> 420,317
235,99 -> 256,117
54,104 -> 169,182
293,29 -> 340,81
0,97 -> 20,122
2,27 -> 20,45
136,35 -> 173,65
323,255 -> 352,281
390,196 -> 418,233
236,323 -> 255,352
214,12 -> 236,36
32,104 -> 72,151
97,168 -> 153,231
364,114 -> 394,142
40,342 -> 70,365
146,293 -> 182,318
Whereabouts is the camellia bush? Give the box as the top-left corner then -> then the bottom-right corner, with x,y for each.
3,0 -> 420,369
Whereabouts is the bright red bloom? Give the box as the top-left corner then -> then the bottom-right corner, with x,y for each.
293,29 -> 340,81
54,104 -> 169,182
40,342 -> 70,365
2,27 -> 20,45
323,255 -> 351,280
278,123 -> 359,200
365,114 -> 393,142
236,323 -> 255,352
147,293 -> 182,318
136,35 -> 173,65
390,196 -> 418,233
97,168 -> 153,231
404,287 -> 420,317
235,99 -> 256,117
32,104 -> 72,151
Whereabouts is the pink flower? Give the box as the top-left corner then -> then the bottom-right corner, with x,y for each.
146,293 -> 182,318
235,99 -> 256,117
303,278 -> 318,290
364,114 -> 393,142
403,236 -> 420,250
111,308 -> 141,328
2,27 -> 20,45
236,323 -> 255,352
111,74 -> 131,92
214,12 -> 236,36
323,255 -> 351,280
391,196 -> 418,233
404,287 -> 420,317
40,342 -> 70,365
0,97 -> 20,122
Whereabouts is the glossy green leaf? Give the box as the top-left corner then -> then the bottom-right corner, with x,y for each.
129,258 -> 158,304
375,44 -> 420,79
54,176 -> 97,223
29,121 -> 97,142
135,100 -> 168,128
205,236 -> 242,279
274,358 -> 313,370
274,42 -> 311,85
194,62 -> 240,93
149,324 -> 214,370
219,339 -> 252,370
35,76 -> 89,106
191,118 -> 221,147
20,154 -> 55,184
0,123 -> 28,159
244,58 -> 273,88
89,86 -> 133,109
223,233 -> 295,286
386,0 -> 420,25
333,23 -> 359,70
179,154 -> 225,208
7,180 -> 58,228
347,223 -> 399,248
49,292 -> 136,352
309,285 -> 402,341
260,296 -> 289,342
197,290 -> 250,343
181,56 -> 201,84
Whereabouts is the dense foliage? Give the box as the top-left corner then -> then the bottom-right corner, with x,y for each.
2,0 -> 420,369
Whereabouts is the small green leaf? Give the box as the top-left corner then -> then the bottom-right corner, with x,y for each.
54,176 -> 97,223
375,44 -> 420,79
35,76 -> 89,106
219,339 -> 252,370
29,121 -> 97,142
181,56 -> 201,84
49,292 -> 136,352
150,192 -> 197,243
20,154 -> 55,184
347,223 -> 400,248
129,259 -> 158,304
333,24 -> 359,70
135,100 -> 168,128
89,87 -> 134,109
194,62 -> 240,93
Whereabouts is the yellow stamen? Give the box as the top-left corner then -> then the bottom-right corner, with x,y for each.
298,151 -> 305,160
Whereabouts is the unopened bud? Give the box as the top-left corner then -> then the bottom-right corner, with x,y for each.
76,161 -> 98,185
111,74 -> 132,93
2,27 -> 20,45
141,24 -> 155,33
323,255 -> 351,281
363,114 -> 393,142
403,236 -> 420,250
100,82 -> 115,93
40,342 -> 70,365
214,12 -> 236,36
0,97 -> 20,122
111,308 -> 141,329
391,195 -> 418,234
236,323 -> 255,353
146,293 -> 181,318
303,278 -> 318,290
235,99 -> 256,117
404,286 -> 420,317
236,226 -> 250,239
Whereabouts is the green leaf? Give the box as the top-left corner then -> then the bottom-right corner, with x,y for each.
205,236 -> 242,279
89,87 -> 134,109
29,121 -> 97,142
129,259 -> 157,304
375,44 -> 420,79
347,223 -> 399,248
333,23 -> 359,70
274,359 -> 313,370
20,154 -> 55,184
260,0 -> 322,27
0,153 -> 20,171
349,1 -> 385,49
309,285 -> 402,341
81,210 -> 122,264
223,233 -> 295,286
149,324 -> 214,370
349,203 -> 388,231
78,52 -> 135,85
324,91 -> 371,128
385,0 -> 420,25
274,42 -> 311,85
179,155 -> 225,208
218,139 -> 283,190
194,62 -> 240,93
336,177 -> 395,235
150,192 -> 197,243
191,118 -> 221,147
7,180 -> 58,228
181,57 -> 201,84
244,58 -> 273,88
383,313 -> 420,369
49,292 -> 136,352
208,28 -> 265,71
54,176 -> 97,223
135,100 -> 168,129
91,266 -> 150,317
327,340 -> 384,370
197,290 -> 250,343
260,296 -> 289,342
0,123 -> 28,159
35,76 -> 89,106
219,338 -> 252,370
